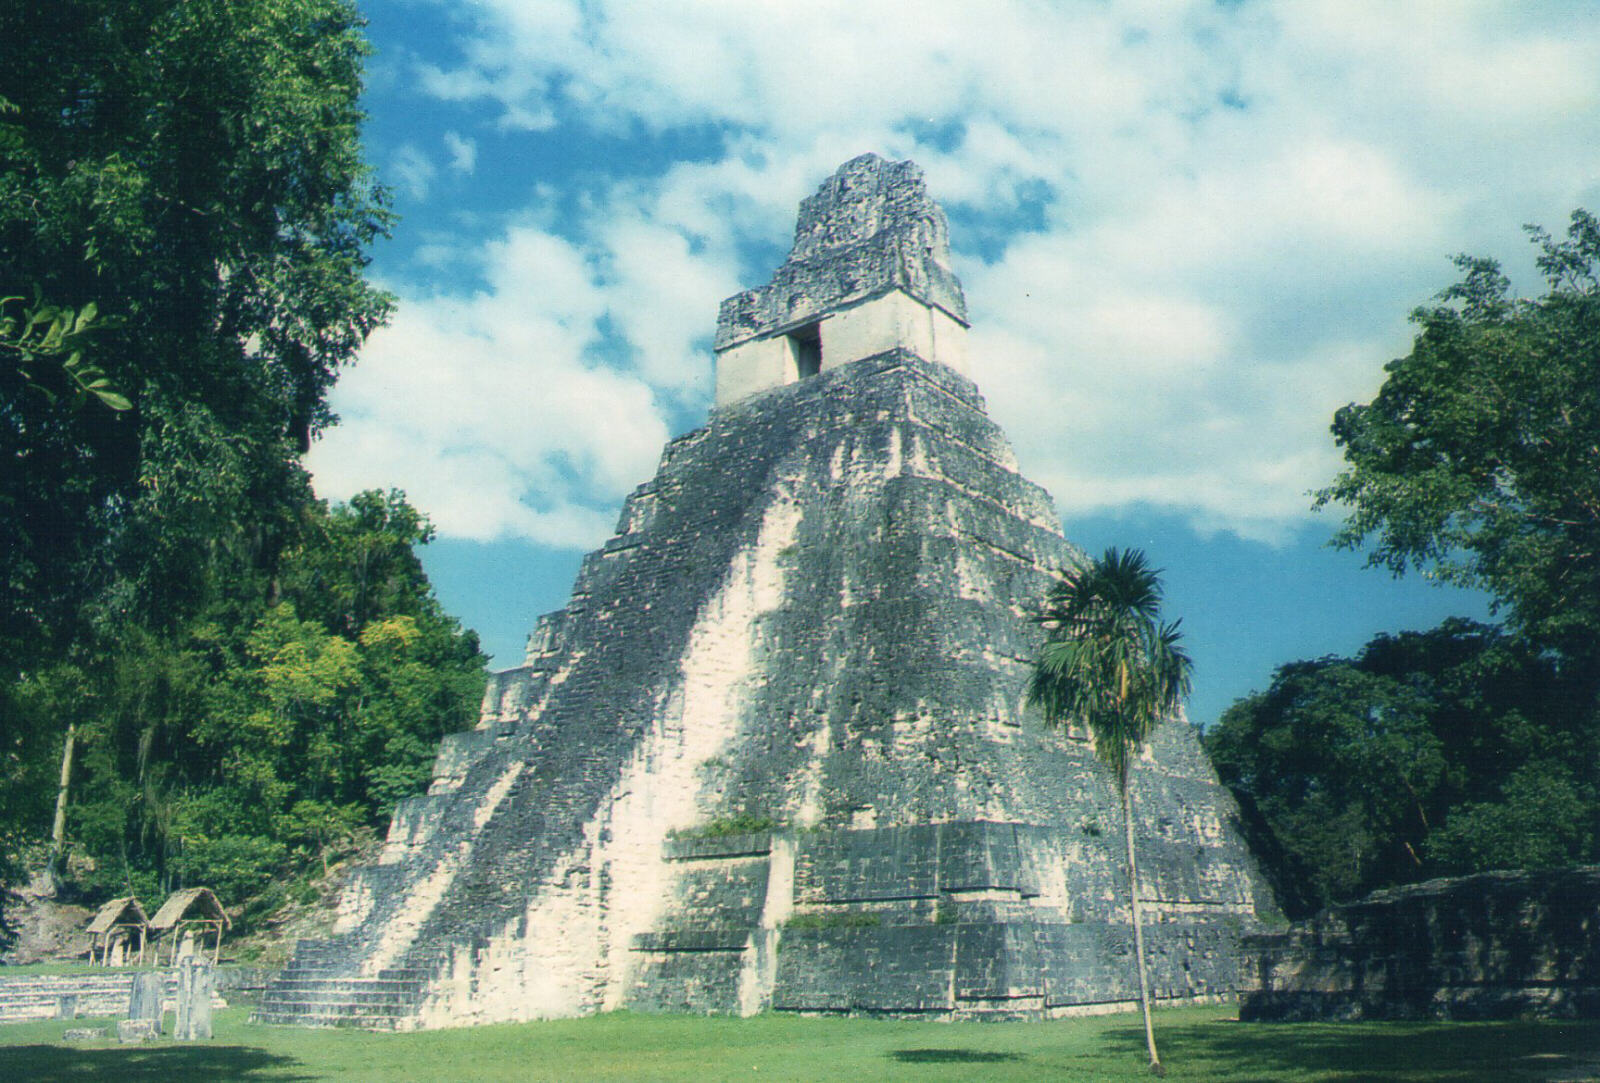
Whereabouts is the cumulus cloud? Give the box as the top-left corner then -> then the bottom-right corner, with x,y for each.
307,225 -> 671,545
329,0 -> 1600,551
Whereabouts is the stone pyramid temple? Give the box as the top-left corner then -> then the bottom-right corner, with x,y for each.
256,154 -> 1276,1030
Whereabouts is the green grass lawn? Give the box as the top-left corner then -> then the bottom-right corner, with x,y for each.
0,1004 -> 1594,1082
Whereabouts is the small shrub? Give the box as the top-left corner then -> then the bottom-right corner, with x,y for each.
668,814 -> 777,840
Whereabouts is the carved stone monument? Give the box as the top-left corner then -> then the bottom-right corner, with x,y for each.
174,958 -> 214,1040
126,969 -> 163,1037
256,154 -> 1276,1030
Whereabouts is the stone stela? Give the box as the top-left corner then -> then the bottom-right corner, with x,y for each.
255,154 -> 1278,1031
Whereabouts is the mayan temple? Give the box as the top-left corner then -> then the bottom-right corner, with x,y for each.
255,154 -> 1277,1030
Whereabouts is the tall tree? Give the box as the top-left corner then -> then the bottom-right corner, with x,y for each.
0,0 -> 393,673
1028,548 -> 1192,1078
1280,211 -> 1600,913
1316,210 -> 1600,671
0,0 -> 398,932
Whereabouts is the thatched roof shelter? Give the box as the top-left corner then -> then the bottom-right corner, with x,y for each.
150,887 -> 230,964
85,896 -> 148,936
84,896 -> 149,965
149,887 -> 230,932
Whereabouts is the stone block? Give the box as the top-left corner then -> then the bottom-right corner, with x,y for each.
173,960 -> 214,1040
118,1018 -> 160,1043
128,969 -> 163,1027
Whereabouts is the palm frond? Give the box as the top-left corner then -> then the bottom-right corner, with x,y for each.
1028,547 -> 1193,791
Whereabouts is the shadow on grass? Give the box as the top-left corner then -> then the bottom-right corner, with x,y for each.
1098,1015 -> 1600,1082
890,1049 -> 1026,1064
0,1044 -> 313,1083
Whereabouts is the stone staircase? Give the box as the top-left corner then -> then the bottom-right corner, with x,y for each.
250,940 -> 433,1029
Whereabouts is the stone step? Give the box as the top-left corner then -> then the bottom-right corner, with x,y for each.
258,993 -> 419,1013
377,967 -> 435,982
253,961 -> 430,1030
0,988 -> 133,1003
250,1008 -> 412,1030
0,973 -> 139,986
258,995 -> 422,1013
0,970 -> 223,1024
265,977 -> 423,994
254,997 -> 418,1014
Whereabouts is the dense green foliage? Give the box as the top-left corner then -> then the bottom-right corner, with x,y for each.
1,0 -> 393,674
1,2 -> 484,937
29,490 -> 484,917
1316,211 -> 1600,667
1214,216 -> 1600,917
1206,620 -> 1597,917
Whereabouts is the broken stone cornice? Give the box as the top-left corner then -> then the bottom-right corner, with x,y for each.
715,153 -> 969,351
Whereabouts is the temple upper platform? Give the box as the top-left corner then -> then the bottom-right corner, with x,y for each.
714,154 -> 971,405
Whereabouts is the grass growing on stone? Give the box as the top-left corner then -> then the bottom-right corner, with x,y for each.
0,1005 -> 1596,1082
782,911 -> 881,929
666,815 -> 778,840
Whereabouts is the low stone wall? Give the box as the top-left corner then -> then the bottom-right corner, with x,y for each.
213,966 -> 276,995
1241,867 -> 1600,1021
0,969 -> 227,1024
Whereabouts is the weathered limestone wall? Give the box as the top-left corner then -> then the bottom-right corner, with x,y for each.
628,820 -> 1258,1019
715,291 -> 969,405
277,350 -> 1274,1027
1241,867 -> 1600,1021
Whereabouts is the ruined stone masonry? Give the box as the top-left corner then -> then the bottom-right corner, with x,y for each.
254,154 -> 1277,1030
1242,867 -> 1600,1021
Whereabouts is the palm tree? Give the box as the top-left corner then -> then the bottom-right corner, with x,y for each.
1027,547 -> 1192,1077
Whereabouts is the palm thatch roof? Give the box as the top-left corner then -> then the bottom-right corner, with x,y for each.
149,887 -> 230,932
85,896 -> 148,935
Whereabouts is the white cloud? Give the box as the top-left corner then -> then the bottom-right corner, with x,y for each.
342,0 -> 1600,550
443,131 -> 477,175
389,143 -> 437,200
307,225 -> 670,545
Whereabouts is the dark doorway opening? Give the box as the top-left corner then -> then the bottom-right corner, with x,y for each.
789,323 -> 822,379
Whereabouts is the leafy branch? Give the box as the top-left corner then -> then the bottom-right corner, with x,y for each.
0,287 -> 130,411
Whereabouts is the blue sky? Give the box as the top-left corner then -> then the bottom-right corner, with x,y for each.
307,0 -> 1600,726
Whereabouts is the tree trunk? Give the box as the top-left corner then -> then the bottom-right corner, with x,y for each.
1122,769 -> 1163,1075
46,721 -> 77,895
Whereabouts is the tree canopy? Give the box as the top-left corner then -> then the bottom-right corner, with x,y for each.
1,0 -> 393,673
1028,547 -> 1192,789
1215,213 -> 1600,917
1317,211 -> 1600,666
48,490 -> 485,917
1,3 -> 485,945
1205,620 -> 1596,917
